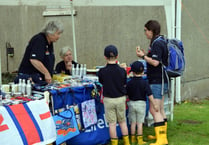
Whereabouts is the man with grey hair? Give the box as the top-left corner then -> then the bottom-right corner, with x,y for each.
15,20 -> 64,85
55,46 -> 79,75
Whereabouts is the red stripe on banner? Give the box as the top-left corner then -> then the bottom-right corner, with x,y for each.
0,114 -> 9,132
0,124 -> 9,132
9,104 -> 40,144
39,111 -> 51,120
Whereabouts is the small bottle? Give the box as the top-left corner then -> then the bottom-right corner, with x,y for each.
0,95 -> 2,106
80,64 -> 84,77
83,64 -> 87,76
0,89 -> 2,106
18,79 -> 22,93
72,64 -> 75,77
26,79 -> 32,96
22,79 -> 26,95
75,64 -> 79,76
11,83 -> 15,94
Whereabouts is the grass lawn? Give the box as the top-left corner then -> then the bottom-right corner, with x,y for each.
108,98 -> 209,145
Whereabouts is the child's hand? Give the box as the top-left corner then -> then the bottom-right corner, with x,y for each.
120,63 -> 127,70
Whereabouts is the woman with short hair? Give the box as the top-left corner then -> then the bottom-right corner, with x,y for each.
15,20 -> 64,85
55,46 -> 79,75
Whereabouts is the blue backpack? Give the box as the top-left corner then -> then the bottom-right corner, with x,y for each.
165,38 -> 185,77
153,36 -> 185,78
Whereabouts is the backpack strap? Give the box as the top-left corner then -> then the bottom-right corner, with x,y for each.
151,35 -> 164,47
158,37 -> 171,97
161,65 -> 171,98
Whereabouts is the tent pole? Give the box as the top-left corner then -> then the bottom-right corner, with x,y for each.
164,0 -> 176,121
0,47 -> 2,85
175,0 -> 182,104
70,0 -> 77,62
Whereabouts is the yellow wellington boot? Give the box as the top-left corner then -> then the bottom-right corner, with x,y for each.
147,134 -> 156,140
150,125 -> 161,145
163,123 -> 168,145
150,125 -> 168,145
111,138 -> 118,145
131,135 -> 136,145
148,120 -> 167,140
164,121 -> 167,133
136,135 -> 146,145
123,135 -> 130,145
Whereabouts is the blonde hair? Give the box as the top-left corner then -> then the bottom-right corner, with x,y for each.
60,46 -> 72,58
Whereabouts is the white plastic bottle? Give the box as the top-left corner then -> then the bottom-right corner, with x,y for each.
72,64 -> 75,77
80,64 -> 83,77
83,64 -> 87,76
0,94 -> 2,106
0,88 -> 2,106
22,79 -> 26,95
26,79 -> 32,97
18,79 -> 22,93
75,64 -> 79,76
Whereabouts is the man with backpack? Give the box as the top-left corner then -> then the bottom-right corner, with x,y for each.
136,20 -> 169,145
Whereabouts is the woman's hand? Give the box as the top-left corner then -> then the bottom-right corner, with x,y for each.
136,46 -> 145,58
45,72 -> 52,84
153,103 -> 159,112
30,59 -> 52,84
65,61 -> 72,71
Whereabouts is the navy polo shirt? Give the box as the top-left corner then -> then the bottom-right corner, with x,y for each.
126,76 -> 152,101
147,36 -> 168,84
98,64 -> 127,98
18,33 -> 55,79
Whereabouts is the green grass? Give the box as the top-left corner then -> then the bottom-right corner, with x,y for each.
166,99 -> 209,145
108,99 -> 209,145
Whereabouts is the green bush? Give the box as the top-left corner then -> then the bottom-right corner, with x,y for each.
1,72 -> 16,84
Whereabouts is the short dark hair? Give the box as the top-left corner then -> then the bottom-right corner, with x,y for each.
104,45 -> 118,58
130,61 -> 144,74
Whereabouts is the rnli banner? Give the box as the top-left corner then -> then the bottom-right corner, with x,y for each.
0,100 -> 56,145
